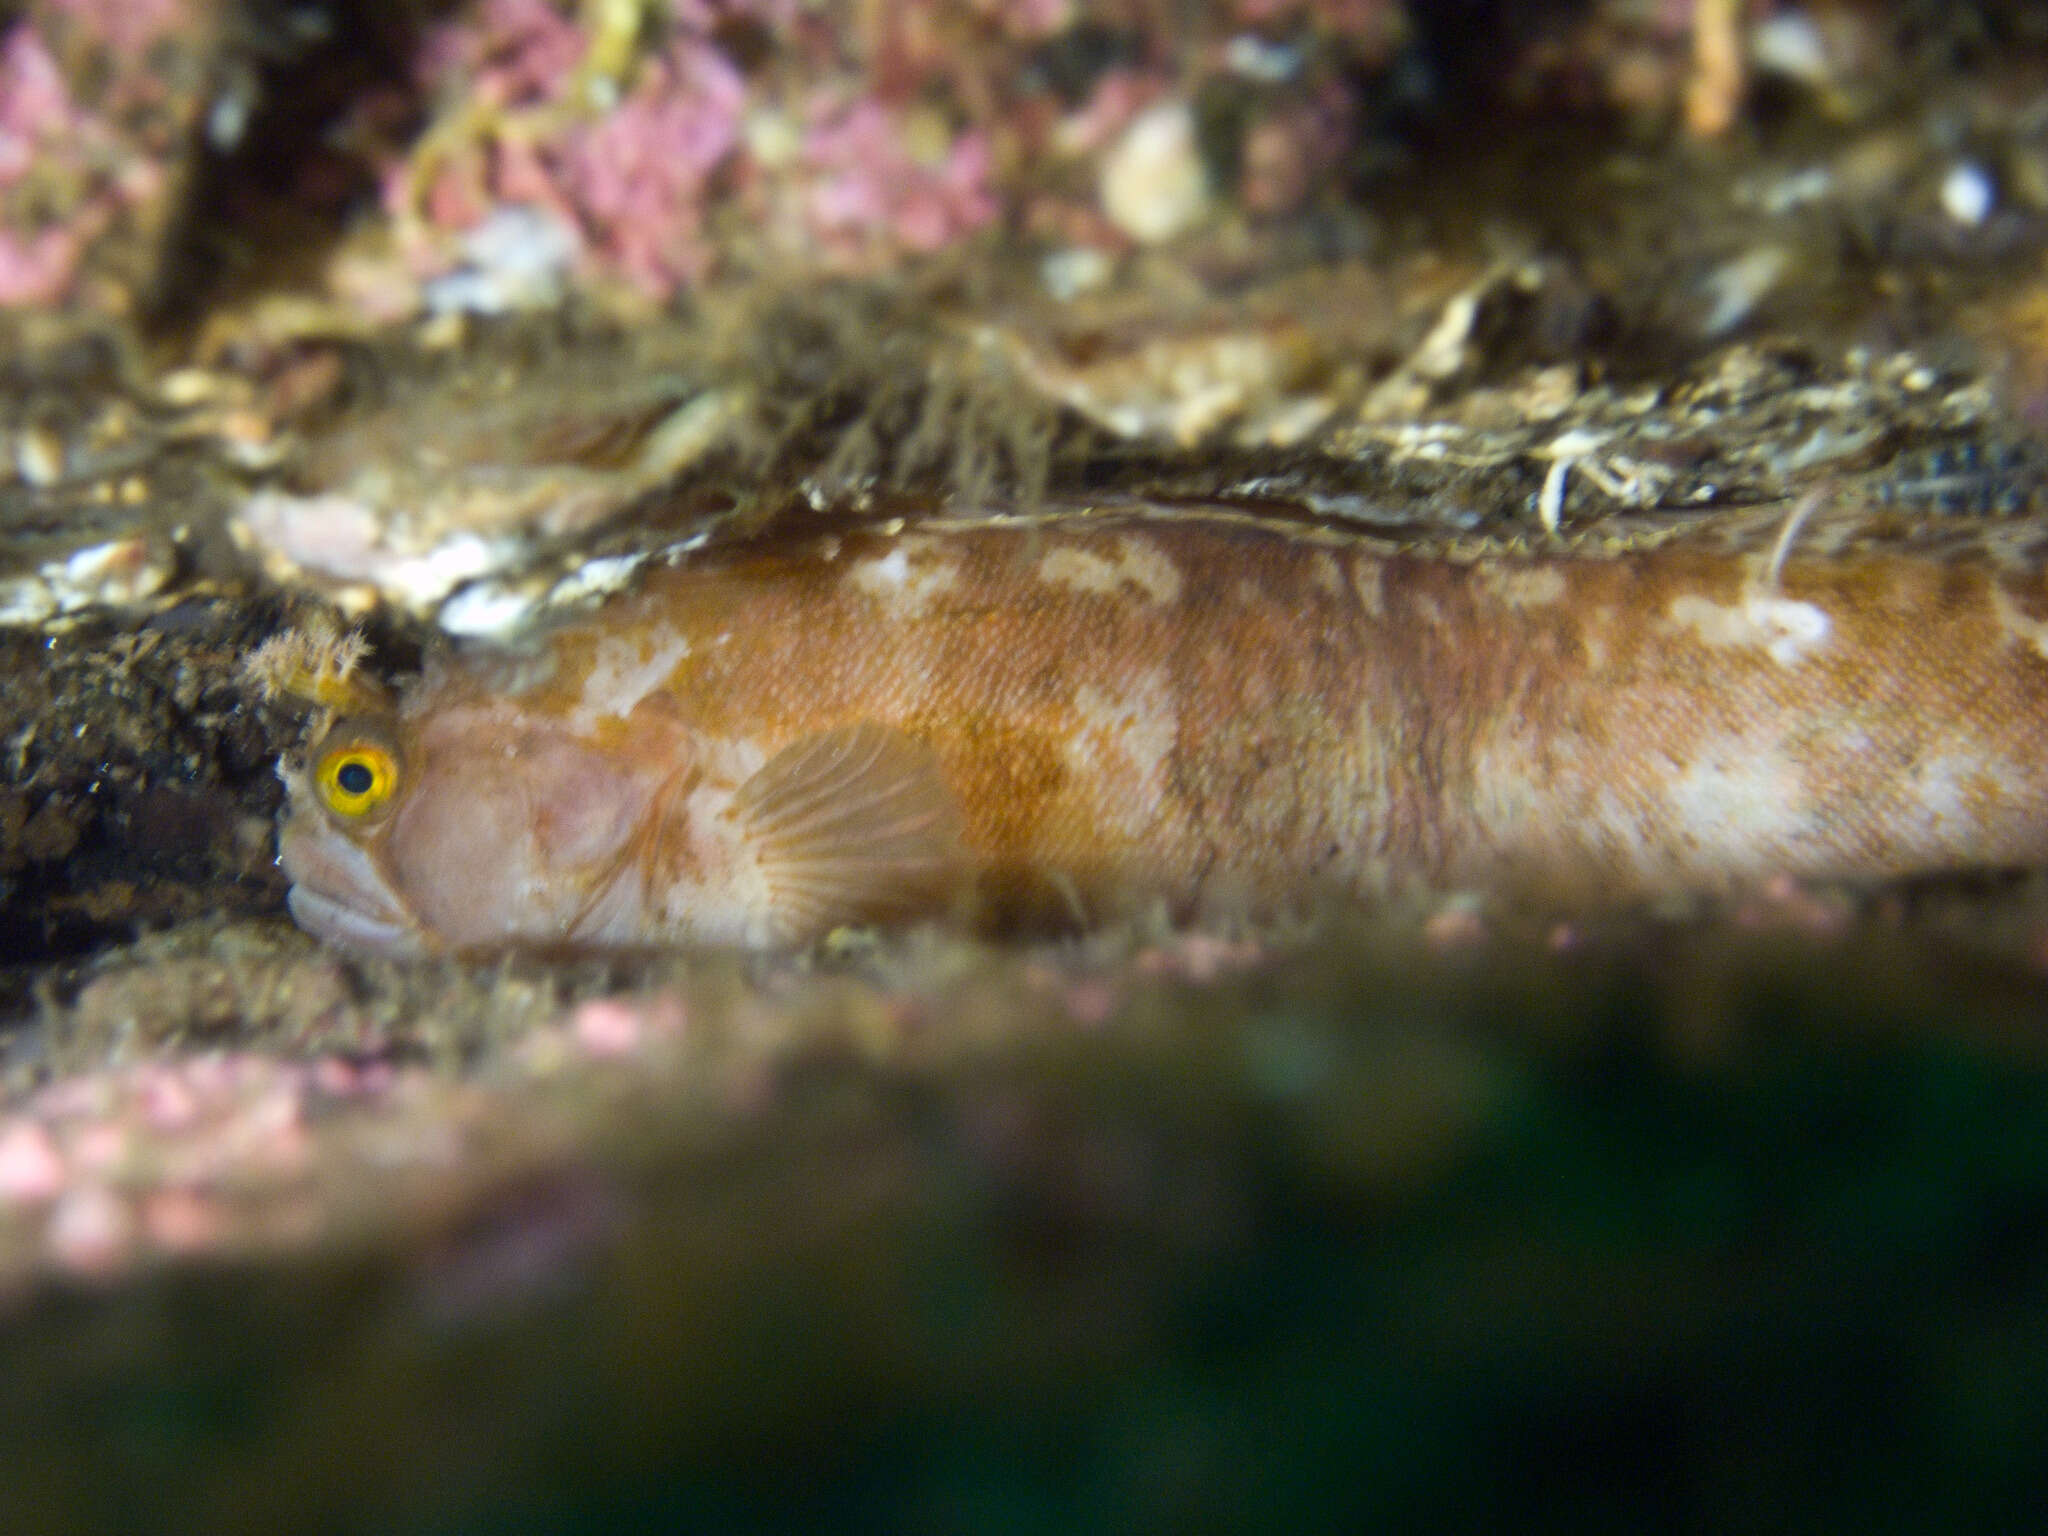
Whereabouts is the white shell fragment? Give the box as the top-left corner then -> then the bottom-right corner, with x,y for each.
230,375 -> 737,629
1700,247 -> 1791,337
1940,161 -> 1994,227
0,536 -> 175,627
421,205 -> 583,317
434,580 -> 544,639
1750,12 -> 1834,88
234,491 -> 516,612
1100,101 -> 1210,245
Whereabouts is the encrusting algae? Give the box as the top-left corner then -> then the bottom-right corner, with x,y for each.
264,503 -> 2048,957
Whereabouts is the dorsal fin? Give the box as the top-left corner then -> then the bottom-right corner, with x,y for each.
729,723 -> 965,944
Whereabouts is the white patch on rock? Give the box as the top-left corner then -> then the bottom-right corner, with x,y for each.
0,536 -> 172,627
384,534 -> 508,610
438,581 -> 539,638
421,204 -> 582,316
1100,100 -> 1210,245
550,553 -> 648,606
235,489 -> 517,611
1941,161 -> 1994,228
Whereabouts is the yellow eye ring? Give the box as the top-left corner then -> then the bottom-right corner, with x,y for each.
314,741 -> 400,818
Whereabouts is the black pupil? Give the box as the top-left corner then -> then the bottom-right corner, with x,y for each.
335,760 -> 376,796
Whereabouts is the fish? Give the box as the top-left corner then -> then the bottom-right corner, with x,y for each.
274,503 -> 2048,956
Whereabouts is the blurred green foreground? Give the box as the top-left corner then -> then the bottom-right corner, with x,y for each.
2,918 -> 2046,1535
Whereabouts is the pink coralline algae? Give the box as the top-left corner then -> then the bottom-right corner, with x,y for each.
556,42 -> 747,293
0,1051 -> 413,1286
44,0 -> 189,54
415,0 -> 585,113
1231,0 -> 1405,44
973,0 -> 1075,42
396,1 -> 748,299
354,0 -> 1416,307
0,9 -> 182,308
0,25 -> 103,305
801,101 -> 998,267
0,222 -> 86,308
0,26 -> 70,174
387,0 -> 1005,300
0,1122 -> 66,1204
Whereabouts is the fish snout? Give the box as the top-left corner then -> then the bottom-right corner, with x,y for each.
278,814 -> 428,957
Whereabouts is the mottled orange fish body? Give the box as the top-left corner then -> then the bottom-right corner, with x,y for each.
278,510 -> 2048,954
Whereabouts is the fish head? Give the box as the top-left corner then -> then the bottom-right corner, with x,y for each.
277,703 -> 664,956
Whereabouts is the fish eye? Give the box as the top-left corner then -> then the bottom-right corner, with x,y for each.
313,731 -> 401,820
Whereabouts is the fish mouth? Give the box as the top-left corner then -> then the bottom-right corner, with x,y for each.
278,816 -> 429,959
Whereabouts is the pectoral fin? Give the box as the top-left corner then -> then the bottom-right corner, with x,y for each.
730,723 -> 965,944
